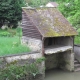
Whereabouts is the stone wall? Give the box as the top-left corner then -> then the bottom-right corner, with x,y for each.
21,36 -> 42,52
45,54 -> 58,70
45,51 -> 74,71
0,52 -> 44,75
62,51 -> 74,71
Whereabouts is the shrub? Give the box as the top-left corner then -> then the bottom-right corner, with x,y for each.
0,31 -> 11,37
0,57 -> 45,80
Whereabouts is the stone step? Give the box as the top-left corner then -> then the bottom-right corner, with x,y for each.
74,64 -> 80,69
74,60 -> 79,64
74,67 -> 80,72
74,59 -> 80,72
74,64 -> 80,68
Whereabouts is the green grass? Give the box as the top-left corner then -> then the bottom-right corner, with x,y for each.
0,29 -> 30,56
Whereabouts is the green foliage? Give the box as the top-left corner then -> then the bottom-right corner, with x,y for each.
0,0 -> 23,28
0,31 -> 10,37
75,36 -> 80,44
0,27 -> 22,37
36,57 -> 46,63
58,0 -> 80,29
0,57 -> 45,80
19,0 -> 27,7
26,0 -> 50,7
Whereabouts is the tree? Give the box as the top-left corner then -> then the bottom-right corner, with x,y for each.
0,0 -> 22,28
58,0 -> 80,29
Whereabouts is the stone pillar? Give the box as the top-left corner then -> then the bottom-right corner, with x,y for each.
59,51 -> 74,71
45,54 -> 58,70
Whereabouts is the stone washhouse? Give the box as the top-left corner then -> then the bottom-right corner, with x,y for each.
21,7 -> 77,71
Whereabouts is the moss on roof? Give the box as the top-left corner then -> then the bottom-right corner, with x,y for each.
22,7 -> 78,37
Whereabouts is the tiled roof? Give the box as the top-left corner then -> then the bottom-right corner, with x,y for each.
22,7 -> 77,37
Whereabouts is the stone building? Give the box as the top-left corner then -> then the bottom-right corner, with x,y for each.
21,7 -> 77,71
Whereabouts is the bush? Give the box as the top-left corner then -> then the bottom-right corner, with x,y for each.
0,31 -> 11,37
0,58 -> 45,80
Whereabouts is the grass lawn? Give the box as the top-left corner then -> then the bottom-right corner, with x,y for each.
0,29 -> 30,56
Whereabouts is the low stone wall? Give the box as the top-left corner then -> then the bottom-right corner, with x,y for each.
0,52 -> 45,80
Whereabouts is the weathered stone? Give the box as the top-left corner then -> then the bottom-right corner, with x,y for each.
63,52 -> 74,71
5,53 -> 42,63
5,56 -> 21,63
45,54 -> 58,69
21,36 -> 42,51
45,45 -> 72,54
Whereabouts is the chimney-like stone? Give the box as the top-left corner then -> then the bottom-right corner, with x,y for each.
46,2 -> 58,7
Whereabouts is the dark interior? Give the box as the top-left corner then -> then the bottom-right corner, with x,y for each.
44,37 -> 71,48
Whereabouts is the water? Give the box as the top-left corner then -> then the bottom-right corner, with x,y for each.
45,69 -> 80,80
